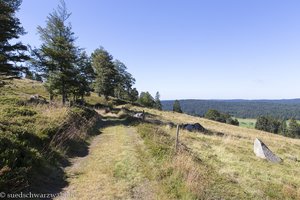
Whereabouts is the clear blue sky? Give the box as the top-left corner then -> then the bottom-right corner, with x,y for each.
17,0 -> 300,100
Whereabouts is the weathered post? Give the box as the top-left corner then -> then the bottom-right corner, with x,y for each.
175,124 -> 180,152
142,110 -> 145,121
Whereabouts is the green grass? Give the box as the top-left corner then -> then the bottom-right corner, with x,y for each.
236,118 -> 257,129
2,78 -> 300,199
136,123 -> 251,199
131,106 -> 300,199
0,78 -> 100,193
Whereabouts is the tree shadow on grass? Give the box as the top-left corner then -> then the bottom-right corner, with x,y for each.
27,114 -> 142,199
26,119 -> 104,198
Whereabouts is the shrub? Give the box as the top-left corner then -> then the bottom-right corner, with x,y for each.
205,109 -> 239,126
3,107 -> 37,117
255,116 -> 281,134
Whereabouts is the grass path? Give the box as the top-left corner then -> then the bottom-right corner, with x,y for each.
56,124 -> 159,200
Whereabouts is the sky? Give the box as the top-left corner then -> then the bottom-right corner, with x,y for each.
17,0 -> 300,100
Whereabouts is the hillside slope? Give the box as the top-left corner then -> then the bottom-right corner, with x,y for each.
130,106 -> 300,199
0,79 -> 101,193
1,79 -> 300,199
57,104 -> 300,199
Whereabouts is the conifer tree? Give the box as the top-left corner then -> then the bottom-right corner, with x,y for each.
70,51 -> 94,101
128,88 -> 139,102
288,118 -> 300,138
0,0 -> 29,77
138,92 -> 155,107
154,91 -> 162,110
173,100 -> 182,113
113,60 -> 135,100
34,0 -> 80,104
279,119 -> 288,136
91,47 -> 117,98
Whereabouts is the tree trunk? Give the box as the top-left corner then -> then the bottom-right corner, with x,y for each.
62,79 -> 66,105
49,92 -> 53,102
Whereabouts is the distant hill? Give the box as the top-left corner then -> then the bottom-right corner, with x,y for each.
162,99 -> 300,119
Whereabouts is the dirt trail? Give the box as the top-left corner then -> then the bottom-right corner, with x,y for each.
55,124 -> 158,200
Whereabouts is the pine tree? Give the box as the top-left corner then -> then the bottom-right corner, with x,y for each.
91,47 -> 117,98
288,118 -> 300,138
279,119 -> 288,136
205,109 -> 221,121
154,91 -> 162,110
0,0 -> 29,77
173,100 -> 182,113
34,0 -> 80,104
138,92 -> 155,107
113,60 -> 135,100
255,116 -> 270,132
70,51 -> 94,101
255,116 -> 282,134
128,88 -> 139,102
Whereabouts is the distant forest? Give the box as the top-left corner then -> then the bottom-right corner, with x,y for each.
162,99 -> 300,119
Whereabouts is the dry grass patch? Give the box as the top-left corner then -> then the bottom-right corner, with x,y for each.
136,123 -> 251,199
132,106 -> 300,199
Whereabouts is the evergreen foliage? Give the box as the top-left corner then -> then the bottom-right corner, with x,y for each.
32,0 -> 92,104
255,116 -> 281,134
0,0 -> 29,77
279,119 -> 288,136
204,109 -> 239,126
113,60 -> 136,101
154,91 -> 162,110
173,100 -> 183,113
288,118 -> 300,138
162,99 -> 300,119
91,47 -> 117,98
138,92 -> 155,108
128,88 -> 139,102
254,116 -> 298,137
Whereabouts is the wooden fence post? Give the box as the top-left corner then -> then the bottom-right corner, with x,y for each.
142,110 -> 145,121
175,124 -> 180,152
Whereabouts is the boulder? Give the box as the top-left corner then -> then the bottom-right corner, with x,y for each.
133,112 -> 144,119
253,138 -> 282,163
182,123 -> 205,132
166,122 -> 175,129
29,94 -> 47,104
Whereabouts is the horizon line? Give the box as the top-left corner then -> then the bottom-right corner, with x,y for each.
161,98 -> 300,101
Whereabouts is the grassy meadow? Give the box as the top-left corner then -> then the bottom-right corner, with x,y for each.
129,106 -> 300,199
236,118 -> 257,129
1,79 -> 300,199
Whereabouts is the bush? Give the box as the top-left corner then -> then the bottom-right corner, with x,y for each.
204,109 -> 239,126
0,131 -> 43,192
137,92 -> 156,108
255,116 -> 281,134
3,107 -> 37,117
288,118 -> 300,138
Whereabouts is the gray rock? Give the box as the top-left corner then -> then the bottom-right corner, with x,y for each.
253,138 -> 282,163
166,122 -> 175,129
182,123 -> 205,132
29,94 -> 47,104
133,112 -> 144,119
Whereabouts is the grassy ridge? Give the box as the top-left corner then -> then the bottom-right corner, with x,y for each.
0,79 -> 101,193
